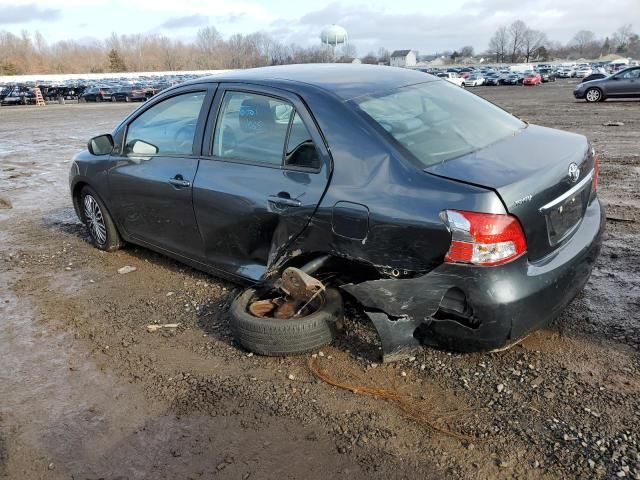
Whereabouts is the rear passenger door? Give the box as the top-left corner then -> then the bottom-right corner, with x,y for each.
193,84 -> 331,281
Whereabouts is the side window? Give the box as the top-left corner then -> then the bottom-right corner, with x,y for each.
213,91 -> 293,166
125,91 -> 205,156
617,68 -> 639,79
284,112 -> 321,170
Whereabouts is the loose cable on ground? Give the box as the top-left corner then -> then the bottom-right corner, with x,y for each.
308,357 -> 473,442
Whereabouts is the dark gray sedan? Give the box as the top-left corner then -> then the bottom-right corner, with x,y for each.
574,66 -> 640,102
70,64 -> 603,360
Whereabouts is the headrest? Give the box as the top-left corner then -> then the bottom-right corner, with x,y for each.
239,97 -> 274,132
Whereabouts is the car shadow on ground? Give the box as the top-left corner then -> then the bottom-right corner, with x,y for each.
41,205 -> 242,345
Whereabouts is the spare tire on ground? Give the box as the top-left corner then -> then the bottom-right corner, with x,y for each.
229,287 -> 342,356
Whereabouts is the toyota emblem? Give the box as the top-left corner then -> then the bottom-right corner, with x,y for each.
568,163 -> 580,183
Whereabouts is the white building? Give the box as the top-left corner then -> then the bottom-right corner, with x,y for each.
389,50 -> 417,67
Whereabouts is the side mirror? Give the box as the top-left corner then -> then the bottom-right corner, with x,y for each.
129,139 -> 159,155
88,134 -> 114,156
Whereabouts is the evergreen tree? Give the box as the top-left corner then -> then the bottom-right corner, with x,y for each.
108,48 -> 127,72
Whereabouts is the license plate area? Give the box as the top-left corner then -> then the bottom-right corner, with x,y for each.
544,187 -> 589,246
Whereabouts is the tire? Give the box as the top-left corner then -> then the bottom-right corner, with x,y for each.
585,87 -> 603,103
79,186 -> 123,252
230,287 -> 342,356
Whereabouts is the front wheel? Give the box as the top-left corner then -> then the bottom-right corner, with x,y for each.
585,87 -> 603,102
80,186 -> 123,252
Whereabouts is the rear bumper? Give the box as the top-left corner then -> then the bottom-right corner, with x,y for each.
423,197 -> 604,351
342,198 -> 604,360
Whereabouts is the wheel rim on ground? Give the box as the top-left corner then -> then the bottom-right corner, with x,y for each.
83,195 -> 107,245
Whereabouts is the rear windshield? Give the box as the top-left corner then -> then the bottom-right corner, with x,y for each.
354,80 -> 525,167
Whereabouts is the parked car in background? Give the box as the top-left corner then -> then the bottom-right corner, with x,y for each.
574,66 -> 640,102
464,74 -> 485,87
111,86 -> 147,102
538,69 -> 556,82
484,73 -> 501,85
80,86 -> 113,102
436,72 -> 465,87
504,74 -> 523,85
0,85 -> 36,105
523,73 -> 542,86
558,68 -> 576,78
69,64 -> 603,360
575,67 -> 593,78
459,67 -> 475,79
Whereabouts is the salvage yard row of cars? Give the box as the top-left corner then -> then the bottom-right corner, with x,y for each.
427,62 -> 640,102
3,59 -> 637,106
420,61 -> 628,88
0,73 -> 205,106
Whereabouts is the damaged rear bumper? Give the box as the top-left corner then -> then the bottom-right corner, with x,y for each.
342,198 -> 604,361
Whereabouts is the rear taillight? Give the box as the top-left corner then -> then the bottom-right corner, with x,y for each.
592,153 -> 599,193
442,210 -> 527,266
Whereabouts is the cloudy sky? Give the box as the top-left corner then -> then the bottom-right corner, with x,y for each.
0,0 -> 637,54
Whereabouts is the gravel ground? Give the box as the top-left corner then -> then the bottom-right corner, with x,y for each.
0,80 -> 638,480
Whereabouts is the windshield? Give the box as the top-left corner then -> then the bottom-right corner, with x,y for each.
355,80 -> 525,167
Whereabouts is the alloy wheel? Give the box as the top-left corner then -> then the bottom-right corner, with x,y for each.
586,89 -> 601,102
83,195 -> 107,245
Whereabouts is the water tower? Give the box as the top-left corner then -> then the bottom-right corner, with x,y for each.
320,24 -> 348,58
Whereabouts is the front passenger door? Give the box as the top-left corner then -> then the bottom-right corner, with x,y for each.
109,87 -> 214,260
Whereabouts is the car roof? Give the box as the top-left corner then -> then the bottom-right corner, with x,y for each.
191,64 -> 438,101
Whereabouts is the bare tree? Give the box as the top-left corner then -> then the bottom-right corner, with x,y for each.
195,26 -> 223,68
159,36 -> 184,71
509,20 -> 528,62
572,30 -> 596,55
613,24 -> 634,52
488,26 -> 509,63
522,29 -> 546,62
341,43 -> 357,60
377,47 -> 390,65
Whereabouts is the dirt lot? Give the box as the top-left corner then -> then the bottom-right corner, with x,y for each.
1,81 -> 639,480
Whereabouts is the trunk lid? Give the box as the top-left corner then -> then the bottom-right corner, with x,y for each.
425,125 -> 595,261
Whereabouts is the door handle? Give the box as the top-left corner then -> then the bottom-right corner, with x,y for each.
168,176 -> 191,188
268,195 -> 301,208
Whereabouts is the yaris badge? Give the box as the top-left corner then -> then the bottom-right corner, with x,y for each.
568,163 -> 580,183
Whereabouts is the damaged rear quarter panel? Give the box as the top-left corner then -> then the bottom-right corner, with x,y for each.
273,85 -> 506,274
